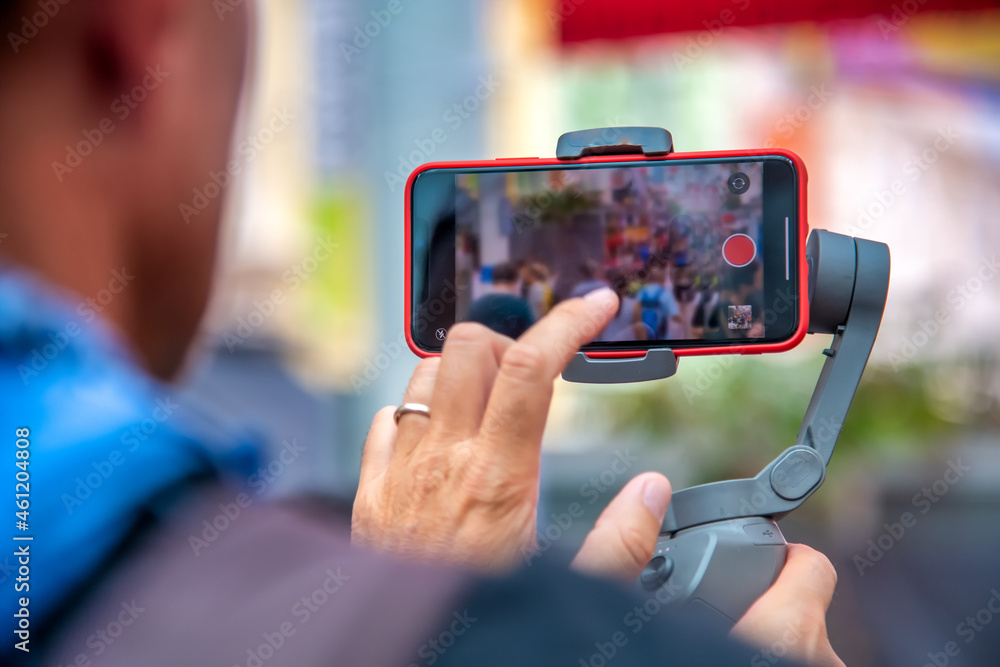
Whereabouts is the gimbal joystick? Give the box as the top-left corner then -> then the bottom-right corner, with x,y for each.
554,127 -> 890,628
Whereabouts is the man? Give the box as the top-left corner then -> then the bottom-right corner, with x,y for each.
0,1 -> 843,665
569,259 -> 609,298
465,262 -> 535,338
637,264 -> 683,339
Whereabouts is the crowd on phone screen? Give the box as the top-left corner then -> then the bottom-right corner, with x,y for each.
463,238 -> 764,344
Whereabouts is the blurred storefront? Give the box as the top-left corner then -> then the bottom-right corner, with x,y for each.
178,3 -> 1000,662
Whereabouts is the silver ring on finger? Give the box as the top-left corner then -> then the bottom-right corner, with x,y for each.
394,402 -> 431,425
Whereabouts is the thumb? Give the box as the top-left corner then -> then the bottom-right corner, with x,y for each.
571,472 -> 671,583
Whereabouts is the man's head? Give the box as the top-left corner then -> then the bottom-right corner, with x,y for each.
580,259 -> 602,281
491,262 -> 519,288
605,267 -> 630,299
0,0 -> 251,379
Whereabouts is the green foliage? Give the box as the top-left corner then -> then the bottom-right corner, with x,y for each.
571,351 -> 969,486
518,187 -> 601,223
298,185 -> 368,334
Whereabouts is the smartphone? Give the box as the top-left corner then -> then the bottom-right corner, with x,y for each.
406,149 -> 808,358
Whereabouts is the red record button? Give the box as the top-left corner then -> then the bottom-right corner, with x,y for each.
722,233 -> 756,268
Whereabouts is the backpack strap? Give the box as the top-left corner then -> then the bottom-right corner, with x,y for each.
40,486 -> 475,667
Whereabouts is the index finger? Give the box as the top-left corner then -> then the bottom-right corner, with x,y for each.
774,543 -> 838,611
732,544 -> 843,667
734,543 -> 838,636
478,287 -> 618,459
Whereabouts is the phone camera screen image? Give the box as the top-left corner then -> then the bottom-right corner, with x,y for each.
410,157 -> 800,353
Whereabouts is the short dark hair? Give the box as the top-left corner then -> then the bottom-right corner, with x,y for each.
491,262 -> 518,284
579,259 -> 602,280
605,267 -> 631,298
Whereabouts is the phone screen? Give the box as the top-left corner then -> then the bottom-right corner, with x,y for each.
410,157 -> 800,353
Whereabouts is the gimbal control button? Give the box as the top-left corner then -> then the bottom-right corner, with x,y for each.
770,449 -> 824,500
640,555 -> 675,591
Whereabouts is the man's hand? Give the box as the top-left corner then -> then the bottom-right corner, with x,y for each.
352,287 -> 843,665
733,544 -> 846,667
352,288 -> 629,571
570,471 -> 671,582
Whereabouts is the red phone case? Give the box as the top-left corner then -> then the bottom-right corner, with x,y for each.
404,148 -> 809,360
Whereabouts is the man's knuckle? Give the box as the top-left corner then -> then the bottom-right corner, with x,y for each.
461,464 -> 528,510
617,522 -> 654,567
405,358 -> 439,395
500,342 -> 546,380
413,357 -> 439,379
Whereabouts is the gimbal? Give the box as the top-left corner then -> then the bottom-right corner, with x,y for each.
555,127 -> 890,627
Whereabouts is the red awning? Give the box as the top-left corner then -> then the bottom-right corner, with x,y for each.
556,0 -> 1000,43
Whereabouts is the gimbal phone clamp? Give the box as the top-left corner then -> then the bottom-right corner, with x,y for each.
554,127 -> 890,628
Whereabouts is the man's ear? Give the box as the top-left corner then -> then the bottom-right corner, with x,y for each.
84,0 -> 181,102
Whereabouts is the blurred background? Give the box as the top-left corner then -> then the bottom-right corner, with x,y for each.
179,1 -> 1000,664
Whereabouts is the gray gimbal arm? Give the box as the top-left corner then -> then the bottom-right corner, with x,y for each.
661,230 -> 890,533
